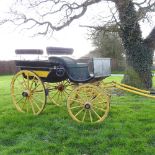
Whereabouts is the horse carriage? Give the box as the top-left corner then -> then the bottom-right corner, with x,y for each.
11,47 -> 155,123
11,47 -> 111,123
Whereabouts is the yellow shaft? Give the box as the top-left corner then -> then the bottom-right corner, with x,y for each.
113,81 -> 150,94
113,83 -> 155,99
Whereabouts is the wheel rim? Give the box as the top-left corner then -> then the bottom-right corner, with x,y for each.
11,70 -> 46,115
67,84 -> 110,123
99,81 -> 113,95
46,80 -> 74,106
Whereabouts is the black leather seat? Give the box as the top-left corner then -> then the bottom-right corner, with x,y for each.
48,56 -> 93,82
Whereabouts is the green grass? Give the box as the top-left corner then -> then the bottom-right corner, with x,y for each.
0,75 -> 155,155
111,71 -> 125,74
112,70 -> 155,75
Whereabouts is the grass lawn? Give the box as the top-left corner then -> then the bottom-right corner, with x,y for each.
0,75 -> 155,155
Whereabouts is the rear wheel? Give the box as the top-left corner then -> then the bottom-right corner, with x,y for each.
67,84 -> 110,123
11,70 -> 46,115
46,80 -> 75,106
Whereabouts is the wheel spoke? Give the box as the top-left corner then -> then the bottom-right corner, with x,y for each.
74,93 -> 85,103
64,81 -> 69,85
70,105 -> 83,110
62,91 -> 67,100
80,91 -> 89,101
26,101 -> 29,113
13,93 -> 22,96
64,83 -> 72,87
33,89 -> 44,93
60,92 -> 64,101
16,78 -> 26,90
90,93 -> 102,103
29,98 -> 36,114
93,106 -> 106,112
89,110 -> 93,123
29,76 -> 35,90
30,98 -> 41,111
64,89 -> 72,94
22,76 -> 28,89
32,96 -> 45,105
91,108 -> 101,119
48,95 -> 60,106
82,110 -> 87,122
75,108 -> 84,117
26,73 -> 30,89
21,98 -> 27,109
56,91 -> 61,101
48,88 -> 58,91
51,91 -> 59,98
31,83 -> 41,92
16,97 -> 24,104
69,98 -> 83,104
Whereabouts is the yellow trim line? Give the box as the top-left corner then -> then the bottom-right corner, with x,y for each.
33,70 -> 49,77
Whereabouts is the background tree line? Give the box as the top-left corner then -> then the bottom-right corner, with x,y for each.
86,30 -> 125,71
0,61 -> 16,75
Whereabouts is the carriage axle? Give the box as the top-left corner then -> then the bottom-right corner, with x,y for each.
22,91 -> 30,97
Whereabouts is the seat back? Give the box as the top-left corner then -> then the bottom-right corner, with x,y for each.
46,47 -> 74,55
15,49 -> 44,61
15,49 -> 43,55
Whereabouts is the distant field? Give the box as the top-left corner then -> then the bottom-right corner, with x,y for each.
0,75 -> 155,155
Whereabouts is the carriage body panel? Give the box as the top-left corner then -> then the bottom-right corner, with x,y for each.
15,56 -> 111,83
15,60 -> 68,82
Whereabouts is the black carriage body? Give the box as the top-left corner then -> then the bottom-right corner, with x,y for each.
15,56 -> 92,83
15,48 -> 111,83
15,59 -> 68,82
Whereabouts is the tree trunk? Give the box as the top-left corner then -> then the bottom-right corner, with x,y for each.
115,0 -> 153,89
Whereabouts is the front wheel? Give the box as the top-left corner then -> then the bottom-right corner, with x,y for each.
67,84 -> 110,123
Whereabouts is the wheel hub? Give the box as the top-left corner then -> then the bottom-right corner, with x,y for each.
84,102 -> 91,109
57,84 -> 65,92
22,90 -> 30,97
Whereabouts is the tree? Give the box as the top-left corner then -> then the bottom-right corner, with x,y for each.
1,0 -> 155,88
93,31 -> 124,60
89,31 -> 125,71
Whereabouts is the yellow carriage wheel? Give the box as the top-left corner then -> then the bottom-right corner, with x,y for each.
67,84 -> 110,123
46,80 -> 76,106
11,70 -> 46,115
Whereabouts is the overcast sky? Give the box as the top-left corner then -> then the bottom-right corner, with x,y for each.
0,0 -> 154,60
0,0 -> 96,60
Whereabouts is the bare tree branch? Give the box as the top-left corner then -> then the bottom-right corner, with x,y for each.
134,0 -> 155,20
0,0 -> 154,36
134,0 -> 148,6
2,0 -> 113,35
80,23 -> 119,32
